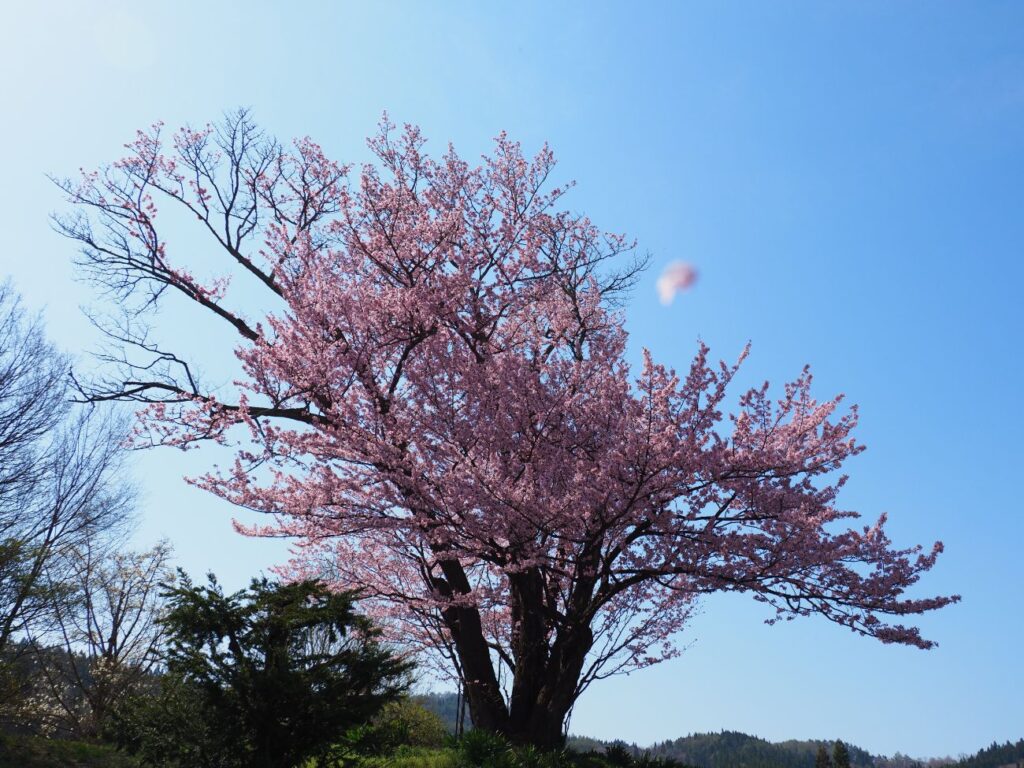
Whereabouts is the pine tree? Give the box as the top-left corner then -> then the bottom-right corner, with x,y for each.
816,744 -> 833,768
833,740 -> 851,768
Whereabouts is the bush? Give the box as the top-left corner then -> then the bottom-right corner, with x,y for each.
0,733 -> 138,768
354,699 -> 448,754
456,729 -> 515,768
602,744 -> 633,767
346,746 -> 460,768
511,744 -> 579,768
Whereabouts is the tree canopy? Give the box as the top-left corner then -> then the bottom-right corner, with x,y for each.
57,110 -> 958,746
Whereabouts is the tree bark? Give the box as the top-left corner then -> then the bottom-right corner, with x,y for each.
451,567 -> 596,748
435,558 -> 510,735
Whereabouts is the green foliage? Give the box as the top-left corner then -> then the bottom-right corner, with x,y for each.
112,573 -> 410,768
580,742 -> 691,768
455,728 -> 515,768
353,699 -> 449,754
569,731 -> 873,768
955,739 -> 1024,768
601,743 -> 633,767
0,539 -> 72,661
322,733 -> 691,768
0,732 -> 138,768
630,754 -> 691,768
107,674 -> 226,768
443,732 -> 690,768
339,747 -> 460,768
816,743 -> 833,768
833,741 -> 851,768
412,692 -> 469,734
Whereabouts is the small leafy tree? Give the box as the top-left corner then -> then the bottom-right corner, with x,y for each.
359,698 -> 448,752
28,541 -> 172,738
118,573 -> 409,768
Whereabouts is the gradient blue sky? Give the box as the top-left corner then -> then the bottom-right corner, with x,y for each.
1,1 -> 1022,759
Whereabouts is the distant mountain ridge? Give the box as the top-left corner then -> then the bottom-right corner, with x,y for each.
416,692 -> 1023,768
568,732 -> 1024,768
568,730 -> 875,768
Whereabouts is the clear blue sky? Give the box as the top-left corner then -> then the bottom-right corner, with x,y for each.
1,1 -> 1021,758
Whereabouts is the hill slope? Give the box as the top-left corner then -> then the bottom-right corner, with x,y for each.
417,692 -> 1021,768
954,740 -> 1024,768
570,731 -> 874,768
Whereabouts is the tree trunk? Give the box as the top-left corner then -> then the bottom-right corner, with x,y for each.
513,622 -> 594,748
435,558 -> 510,734
435,561 -> 597,749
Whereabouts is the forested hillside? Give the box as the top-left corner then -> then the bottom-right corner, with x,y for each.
568,731 -> 874,768
413,692 -> 468,733
419,692 -> 1021,768
647,732 -> 873,768
954,740 -> 1024,768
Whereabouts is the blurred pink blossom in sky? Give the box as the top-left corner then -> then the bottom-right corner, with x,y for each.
656,261 -> 698,305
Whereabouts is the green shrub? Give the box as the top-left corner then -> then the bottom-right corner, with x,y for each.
0,733 -> 139,768
602,744 -> 633,767
456,729 -> 515,768
352,746 -> 461,767
355,699 -> 448,754
630,754 -> 689,768
511,744 -> 580,768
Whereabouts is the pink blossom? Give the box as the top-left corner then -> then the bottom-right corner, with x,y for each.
60,113 -> 958,746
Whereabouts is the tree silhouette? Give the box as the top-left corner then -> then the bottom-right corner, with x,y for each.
833,740 -> 851,768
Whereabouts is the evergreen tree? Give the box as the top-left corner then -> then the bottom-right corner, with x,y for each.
113,573 -> 410,768
833,740 -> 851,768
817,743 -> 834,768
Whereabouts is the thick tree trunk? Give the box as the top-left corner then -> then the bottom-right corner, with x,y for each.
435,558 -> 510,734
435,561 -> 597,749
507,570 -> 550,738
511,623 -> 594,748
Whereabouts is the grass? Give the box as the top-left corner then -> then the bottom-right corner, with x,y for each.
348,747 -> 461,767
0,733 -> 139,768
0,732 -> 686,768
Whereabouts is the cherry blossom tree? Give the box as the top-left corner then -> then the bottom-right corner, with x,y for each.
54,110 -> 958,747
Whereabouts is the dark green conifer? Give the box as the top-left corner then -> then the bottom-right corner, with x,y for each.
833,740 -> 851,768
